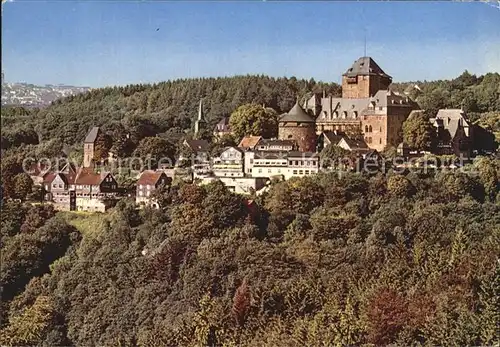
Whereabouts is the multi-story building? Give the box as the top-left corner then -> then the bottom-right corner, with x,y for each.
212,146 -> 245,177
304,56 -> 417,151
136,170 -> 170,207
44,165 -> 119,212
251,151 -> 288,178
83,127 -> 101,168
431,109 -> 473,157
285,152 -> 319,179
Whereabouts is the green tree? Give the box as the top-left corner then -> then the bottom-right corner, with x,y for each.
387,174 -> 415,198
12,173 -> 34,202
402,110 -> 436,151
229,103 -> 278,140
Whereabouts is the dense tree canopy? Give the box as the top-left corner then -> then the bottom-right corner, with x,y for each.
403,110 -> 437,151
0,166 -> 498,346
229,103 -> 279,140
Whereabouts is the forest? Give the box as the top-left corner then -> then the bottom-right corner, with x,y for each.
0,163 -> 499,346
0,71 -> 499,346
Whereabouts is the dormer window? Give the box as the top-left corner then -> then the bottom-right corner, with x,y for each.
334,111 -> 339,118
353,111 -> 358,118
342,111 -> 347,119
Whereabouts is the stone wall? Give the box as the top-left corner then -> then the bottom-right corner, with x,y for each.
341,75 -> 391,99
278,123 -> 317,152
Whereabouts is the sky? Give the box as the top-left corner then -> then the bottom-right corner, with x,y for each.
2,0 -> 499,87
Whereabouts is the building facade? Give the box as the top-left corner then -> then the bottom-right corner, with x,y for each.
136,170 -> 170,207
305,57 -> 417,151
212,146 -> 245,177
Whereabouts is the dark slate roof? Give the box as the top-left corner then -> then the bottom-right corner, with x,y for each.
341,137 -> 369,150
279,102 -> 315,123
321,130 -> 347,145
184,139 -> 210,152
343,56 -> 392,79
84,126 -> 100,143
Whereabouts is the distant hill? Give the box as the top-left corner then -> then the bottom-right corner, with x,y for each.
1,75 -> 341,145
1,82 -> 91,107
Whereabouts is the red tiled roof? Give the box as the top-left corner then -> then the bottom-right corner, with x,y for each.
238,136 -> 262,149
137,170 -> 165,185
74,167 -> 109,185
43,172 -> 57,184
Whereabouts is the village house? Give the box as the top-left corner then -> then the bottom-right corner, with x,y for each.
431,109 -> 473,157
43,164 -> 119,212
238,136 -> 262,151
179,139 -> 211,175
212,146 -> 245,177
136,170 -> 171,207
199,176 -> 268,195
213,117 -> 232,138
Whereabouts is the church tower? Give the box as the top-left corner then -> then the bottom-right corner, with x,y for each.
194,99 -> 206,138
83,127 -> 100,168
341,57 -> 392,98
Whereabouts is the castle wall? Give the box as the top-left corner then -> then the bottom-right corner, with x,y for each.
278,123 -> 317,152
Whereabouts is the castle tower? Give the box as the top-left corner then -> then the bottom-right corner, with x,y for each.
342,57 -> 392,99
194,99 -> 206,138
278,102 -> 317,152
83,127 -> 100,168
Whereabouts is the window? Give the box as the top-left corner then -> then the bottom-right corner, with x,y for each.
369,125 -> 373,133
139,191 -> 143,196
139,185 -> 143,189
334,111 -> 339,118
248,169 -> 251,173
293,170 -> 298,175
379,138 -> 382,144
379,107 -> 383,110
277,169 -> 281,173
258,169 -> 262,173
342,111 -> 347,119
365,125 -> 369,132
379,126 -> 382,132
353,111 -> 358,118
299,170 -> 304,175
146,185 -> 151,190
305,170 -> 309,175
249,159 -> 253,164
268,169 -> 272,173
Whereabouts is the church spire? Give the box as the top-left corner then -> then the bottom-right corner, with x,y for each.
198,99 -> 203,121
194,98 -> 206,138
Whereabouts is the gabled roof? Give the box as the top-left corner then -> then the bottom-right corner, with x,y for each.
338,137 -> 369,151
84,127 -> 100,143
435,109 -> 469,139
321,130 -> 347,145
137,170 -> 167,185
343,56 -> 392,79
279,102 -> 315,123
238,136 -> 262,149
184,139 -> 210,153
74,167 -> 112,185
254,151 -> 288,160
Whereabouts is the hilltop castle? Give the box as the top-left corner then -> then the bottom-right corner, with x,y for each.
278,56 -> 417,152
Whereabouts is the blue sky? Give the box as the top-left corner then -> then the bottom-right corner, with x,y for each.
2,1 -> 499,87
